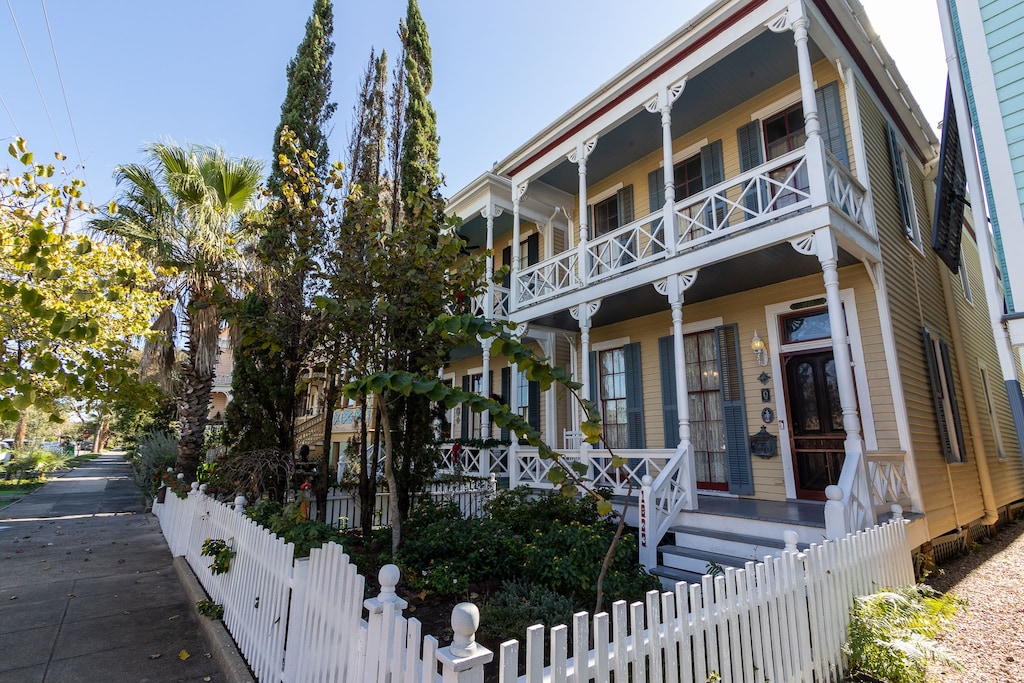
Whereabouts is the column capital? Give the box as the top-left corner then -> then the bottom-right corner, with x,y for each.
567,137 -> 598,165
480,205 -> 504,220
570,300 -> 602,326
644,78 -> 687,114
513,182 -> 528,205
653,271 -> 699,302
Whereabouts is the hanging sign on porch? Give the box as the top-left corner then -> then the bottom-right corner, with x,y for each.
750,426 -> 778,459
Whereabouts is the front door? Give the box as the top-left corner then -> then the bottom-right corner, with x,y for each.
784,350 -> 846,500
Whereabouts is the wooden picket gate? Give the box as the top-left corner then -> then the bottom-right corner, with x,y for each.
154,485 -> 913,682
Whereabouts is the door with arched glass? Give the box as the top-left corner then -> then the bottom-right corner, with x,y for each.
784,350 -> 845,500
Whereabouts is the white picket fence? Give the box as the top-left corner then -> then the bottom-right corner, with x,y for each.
153,484 -> 914,683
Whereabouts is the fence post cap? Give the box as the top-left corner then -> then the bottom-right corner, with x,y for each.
199,483 -> 208,494
890,503 -> 904,520
642,474 -> 653,487
234,495 -> 246,512
824,485 -> 843,502
437,602 -> 493,673
189,481 -> 200,495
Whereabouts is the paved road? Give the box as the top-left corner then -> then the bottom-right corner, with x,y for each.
0,453 -> 222,682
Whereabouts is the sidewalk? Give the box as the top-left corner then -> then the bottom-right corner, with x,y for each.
0,453 -> 223,682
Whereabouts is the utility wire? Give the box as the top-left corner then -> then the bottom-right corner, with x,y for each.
40,0 -> 92,206
38,0 -> 91,201
6,0 -> 71,175
0,91 -> 21,136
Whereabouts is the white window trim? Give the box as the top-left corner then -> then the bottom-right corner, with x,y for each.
588,182 -> 624,206
750,86 -> 815,123
591,336 -> 630,352
979,362 -> 1007,460
666,138 -> 709,166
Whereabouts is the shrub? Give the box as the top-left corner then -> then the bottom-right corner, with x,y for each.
522,520 -> 659,605
482,578 -> 578,643
844,584 -> 963,683
484,488 -> 603,537
398,499 -> 525,596
1,449 -> 69,480
132,431 -> 178,496
244,499 -> 345,558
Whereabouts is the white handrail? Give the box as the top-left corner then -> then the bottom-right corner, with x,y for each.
639,444 -> 693,570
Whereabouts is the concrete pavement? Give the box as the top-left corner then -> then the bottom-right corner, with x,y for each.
0,453 -> 225,682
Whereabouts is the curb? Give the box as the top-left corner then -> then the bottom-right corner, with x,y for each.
172,556 -> 256,683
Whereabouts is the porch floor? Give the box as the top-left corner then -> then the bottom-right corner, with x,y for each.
694,494 -> 826,528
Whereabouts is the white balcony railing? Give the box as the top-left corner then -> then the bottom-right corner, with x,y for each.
585,215 -> 668,282
517,250 -> 580,306
437,443 -> 509,479
824,149 -> 871,235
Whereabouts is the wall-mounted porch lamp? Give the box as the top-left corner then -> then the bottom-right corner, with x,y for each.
751,330 -> 768,366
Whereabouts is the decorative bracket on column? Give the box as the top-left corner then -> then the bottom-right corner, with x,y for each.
644,77 -> 687,114
514,182 -> 528,203
477,335 -> 495,350
479,206 -> 504,220
567,137 -> 598,165
766,9 -> 792,33
835,58 -> 852,87
653,270 -> 699,299
570,300 -> 602,326
790,232 -> 817,256
510,322 -> 529,340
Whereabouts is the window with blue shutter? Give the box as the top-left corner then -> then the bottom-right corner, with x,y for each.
716,324 -> 754,494
700,140 -> 726,231
648,167 -> 666,252
658,335 -> 679,448
815,81 -> 849,168
500,366 -> 511,442
737,121 -> 765,215
623,342 -> 646,449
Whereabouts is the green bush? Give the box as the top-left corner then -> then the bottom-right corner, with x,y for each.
132,431 -> 178,496
484,488 -> 603,537
398,499 -> 525,596
522,520 -> 660,605
482,578 -> 578,643
1,449 -> 70,480
844,584 -> 963,683
244,499 -> 345,558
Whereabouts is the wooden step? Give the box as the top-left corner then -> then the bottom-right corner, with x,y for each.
649,564 -> 707,588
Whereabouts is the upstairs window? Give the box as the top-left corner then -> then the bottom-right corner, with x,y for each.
887,122 -> 920,245
764,102 -> 807,160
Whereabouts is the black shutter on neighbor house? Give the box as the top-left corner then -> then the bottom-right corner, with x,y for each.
460,375 -> 471,440
716,324 -> 754,494
737,121 -> 765,214
501,245 -> 512,289
659,335 -> 679,448
887,123 -> 915,239
526,232 -> 540,266
500,366 -> 511,442
528,379 -> 541,432
815,81 -> 849,168
624,342 -> 646,449
931,81 -> 967,273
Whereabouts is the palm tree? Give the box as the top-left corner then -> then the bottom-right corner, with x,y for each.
93,142 -> 264,476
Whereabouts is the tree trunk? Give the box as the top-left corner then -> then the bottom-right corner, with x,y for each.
315,374 -> 338,523
93,418 -> 109,453
14,415 -> 26,449
378,395 -> 401,554
177,349 -> 214,477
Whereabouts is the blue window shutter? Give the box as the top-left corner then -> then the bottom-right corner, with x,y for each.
616,185 -> 634,224
624,342 -> 646,449
588,351 -> 598,406
716,324 -> 754,495
460,375 -> 471,440
526,232 -> 539,266
887,123 -> 915,239
528,380 -> 541,432
658,335 -> 679,448
737,121 -> 764,214
700,140 -> 726,229
500,366 -> 511,442
501,245 -> 512,289
815,81 -> 849,168
648,167 -> 665,211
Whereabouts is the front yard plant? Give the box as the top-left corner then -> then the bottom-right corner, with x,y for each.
200,538 -> 235,575
844,583 -> 963,682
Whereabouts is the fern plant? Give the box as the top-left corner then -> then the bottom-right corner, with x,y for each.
844,584 -> 963,683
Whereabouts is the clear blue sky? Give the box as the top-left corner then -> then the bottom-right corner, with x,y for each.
2,0 -> 946,214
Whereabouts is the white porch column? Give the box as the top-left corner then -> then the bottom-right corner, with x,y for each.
510,183 -> 526,313
481,203 -> 501,320
480,336 -> 493,440
569,138 -> 598,286
571,301 -> 602,464
645,80 -> 686,255
775,2 -> 827,205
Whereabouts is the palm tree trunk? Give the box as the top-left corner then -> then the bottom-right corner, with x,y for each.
177,351 -> 214,477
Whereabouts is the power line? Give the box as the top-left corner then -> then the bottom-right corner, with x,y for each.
0,92 -> 20,136
6,0 -> 71,175
39,0 -> 92,205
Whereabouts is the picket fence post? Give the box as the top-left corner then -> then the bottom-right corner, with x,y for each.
436,602 -> 493,683
281,556 -> 310,682
234,495 -> 246,514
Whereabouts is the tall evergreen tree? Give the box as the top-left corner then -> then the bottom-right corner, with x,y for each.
226,0 -> 336,469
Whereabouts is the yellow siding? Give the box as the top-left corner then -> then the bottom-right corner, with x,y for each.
860,85 -> 990,536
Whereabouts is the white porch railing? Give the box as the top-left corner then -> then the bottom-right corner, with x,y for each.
436,442 -> 509,478
824,149 -> 871,234
517,249 -> 580,305
471,284 -> 511,318
866,452 -> 913,518
585,215 -> 668,282
638,445 -> 695,570
317,477 -> 496,529
824,449 -> 875,540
